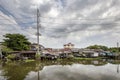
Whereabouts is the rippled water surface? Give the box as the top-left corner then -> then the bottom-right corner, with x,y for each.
0,60 -> 120,80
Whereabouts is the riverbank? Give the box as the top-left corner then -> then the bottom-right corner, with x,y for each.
0,56 -> 118,64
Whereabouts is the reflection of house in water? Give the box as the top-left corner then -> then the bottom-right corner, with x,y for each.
92,60 -> 99,64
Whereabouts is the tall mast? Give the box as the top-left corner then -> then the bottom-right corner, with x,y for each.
37,8 -> 40,55
117,42 -> 119,53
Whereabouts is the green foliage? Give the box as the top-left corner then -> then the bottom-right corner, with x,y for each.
87,45 -> 120,53
2,33 -> 31,51
109,47 -> 120,53
87,45 -> 108,51
7,54 -> 16,60
35,54 -> 40,58
25,59 -> 35,63
1,46 -> 13,55
2,61 -> 37,80
35,52 -> 41,59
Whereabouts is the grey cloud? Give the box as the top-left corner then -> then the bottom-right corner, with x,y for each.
41,0 -> 120,38
39,3 -> 52,14
65,0 -> 98,12
0,0 -> 120,47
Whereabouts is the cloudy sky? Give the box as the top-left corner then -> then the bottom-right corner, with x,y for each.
0,0 -> 120,48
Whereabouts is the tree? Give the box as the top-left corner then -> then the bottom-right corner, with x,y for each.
109,47 -> 120,53
1,45 -> 13,56
87,45 -> 108,51
2,33 -> 31,51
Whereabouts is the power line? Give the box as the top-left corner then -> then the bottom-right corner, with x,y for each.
0,14 -> 16,24
0,22 -> 36,25
40,21 -> 120,25
0,15 -> 120,21
40,16 -> 120,20
0,14 -> 120,27
0,14 -> 120,26
0,14 -> 36,26
21,28 -> 35,35
0,21 -> 120,26
41,27 -> 120,31
0,17 -> 35,20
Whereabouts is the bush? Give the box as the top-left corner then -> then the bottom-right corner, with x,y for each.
7,54 -> 16,60
35,53 -> 41,60
67,54 -> 74,59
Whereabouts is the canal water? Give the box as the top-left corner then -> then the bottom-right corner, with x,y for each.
0,59 -> 120,80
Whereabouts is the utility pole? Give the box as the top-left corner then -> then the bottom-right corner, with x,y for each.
115,42 -> 119,60
36,8 -> 41,55
117,42 -> 119,53
117,42 -> 119,73
36,8 -> 41,80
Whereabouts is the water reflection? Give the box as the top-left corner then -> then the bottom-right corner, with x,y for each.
0,59 -> 120,80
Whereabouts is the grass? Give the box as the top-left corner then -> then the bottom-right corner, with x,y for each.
73,57 -> 102,60
25,59 -> 35,63
56,57 -> 102,62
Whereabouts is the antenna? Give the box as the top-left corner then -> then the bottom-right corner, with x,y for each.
36,8 -> 41,55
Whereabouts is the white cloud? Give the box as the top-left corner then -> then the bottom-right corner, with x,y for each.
0,0 -> 120,48
48,8 -> 59,17
0,11 -> 22,41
